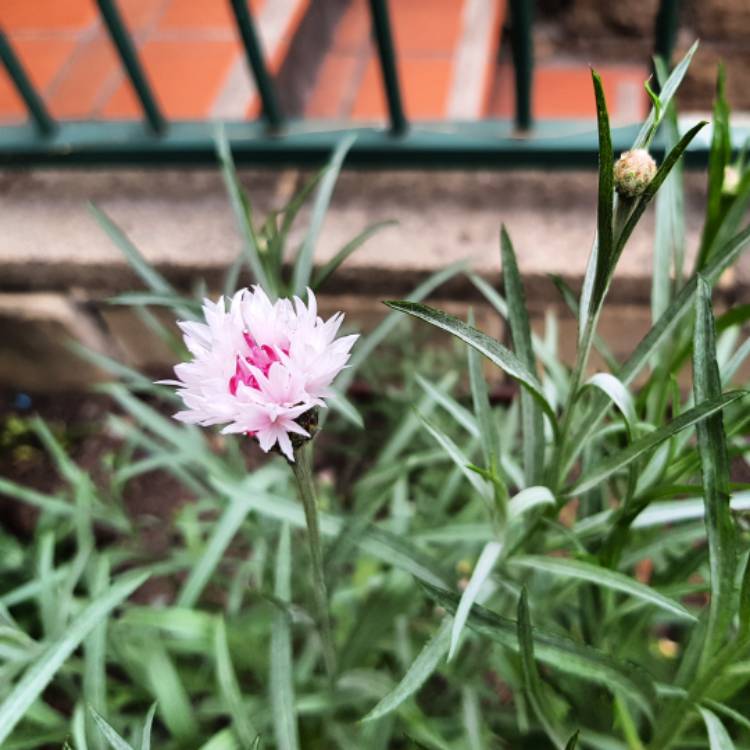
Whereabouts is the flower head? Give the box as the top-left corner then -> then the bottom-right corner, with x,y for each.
613,149 -> 657,197
164,287 -> 357,461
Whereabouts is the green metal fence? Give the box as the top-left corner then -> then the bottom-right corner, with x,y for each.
0,0 -> 722,168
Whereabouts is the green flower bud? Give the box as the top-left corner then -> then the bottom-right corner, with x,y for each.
613,149 -> 657,197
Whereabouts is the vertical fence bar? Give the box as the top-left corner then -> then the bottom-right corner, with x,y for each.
228,0 -> 283,130
96,0 -> 166,133
0,30 -> 56,136
509,0 -> 533,131
654,0 -> 680,69
367,0 -> 408,135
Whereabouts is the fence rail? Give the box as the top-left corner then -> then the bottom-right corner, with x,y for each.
0,0 -> 723,168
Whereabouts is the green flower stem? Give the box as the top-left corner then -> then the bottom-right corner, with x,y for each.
291,440 -> 336,679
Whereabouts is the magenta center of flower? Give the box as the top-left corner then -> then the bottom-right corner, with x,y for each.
228,332 -> 282,396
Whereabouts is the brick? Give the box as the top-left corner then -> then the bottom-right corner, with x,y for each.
0,37 -> 77,120
0,0 -> 96,32
486,62 -> 648,121
389,0 -> 464,56
102,39 -> 240,119
48,34 -> 120,119
353,55 -> 453,120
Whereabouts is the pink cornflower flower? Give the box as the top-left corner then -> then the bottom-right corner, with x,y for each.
163,286 -> 357,461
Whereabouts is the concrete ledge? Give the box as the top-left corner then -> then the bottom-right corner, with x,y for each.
0,167 -> 748,390
0,167 -> 720,303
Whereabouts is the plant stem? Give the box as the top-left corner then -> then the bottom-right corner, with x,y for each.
291,440 -> 337,679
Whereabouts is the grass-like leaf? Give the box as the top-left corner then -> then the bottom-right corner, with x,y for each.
142,641 -> 197,739
517,588 -> 568,749
590,69 -> 614,312
214,617 -> 259,748
501,226 -> 545,484
177,471 -> 279,607
384,301 -> 557,429
585,373 -> 637,438
449,541 -> 502,660
90,707 -> 135,750
363,617 -> 452,722
216,127 -> 273,294
509,556 -> 696,621
700,707 -> 736,750
424,583 -> 656,716
566,391 -> 747,497
270,524 -> 300,750
693,276 -> 737,665
417,412 -> 490,501
508,486 -> 555,518
696,64 -> 732,271
311,219 -> 397,291
0,571 -> 148,746
292,133 -> 356,295
634,41 -> 698,149
140,703 -> 157,750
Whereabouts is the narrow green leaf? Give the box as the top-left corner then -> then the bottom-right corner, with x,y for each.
652,57 -> 685,321
696,64 -> 732,271
385,301 -> 557,428
292,133 -> 356,295
424,583 -> 656,716
89,708 -> 135,750
449,541 -> 503,660
564,731 -> 580,750
215,617 -> 259,748
270,524 -> 299,750
216,127 -> 273,294
363,618 -> 452,722
508,486 -> 555,518
461,686 -> 485,750
142,642 -> 197,739
415,373 -> 478,437
501,226 -> 544,483
634,41 -> 699,149
140,704 -> 157,750
326,387 -> 364,429
591,69 -> 614,310
585,373 -> 637,437
177,493 -> 257,608
0,571 -> 148,746
566,391 -> 746,496
509,556 -> 696,621
312,219 -> 397,290
417,412 -> 489,500
88,204 -> 173,296
84,557 -> 110,750
699,707 -> 736,750
694,275 -> 737,664
517,589 -> 567,749
199,728 -> 240,750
